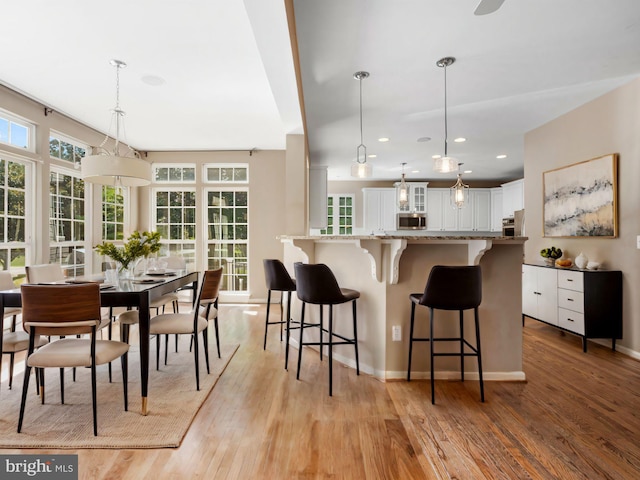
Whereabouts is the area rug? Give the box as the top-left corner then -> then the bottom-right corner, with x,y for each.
0,340 -> 238,449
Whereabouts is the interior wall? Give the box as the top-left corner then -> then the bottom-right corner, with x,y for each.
524,76 -> 640,355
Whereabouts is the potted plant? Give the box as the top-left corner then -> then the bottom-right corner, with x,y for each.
95,230 -> 162,277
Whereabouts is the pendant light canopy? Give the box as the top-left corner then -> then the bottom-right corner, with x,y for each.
450,170 -> 470,209
433,57 -> 459,174
351,71 -> 372,178
398,162 -> 409,208
81,60 -> 152,187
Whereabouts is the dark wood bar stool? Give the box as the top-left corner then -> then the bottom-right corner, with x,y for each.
294,262 -> 360,396
263,259 -> 298,369
407,265 -> 485,404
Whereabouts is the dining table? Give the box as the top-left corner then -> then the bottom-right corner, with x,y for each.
0,270 -> 199,415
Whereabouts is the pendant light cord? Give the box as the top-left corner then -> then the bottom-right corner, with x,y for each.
443,63 -> 448,157
354,71 -> 369,164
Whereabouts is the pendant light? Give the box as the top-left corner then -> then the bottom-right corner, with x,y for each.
81,59 -> 152,187
433,57 -> 458,174
450,164 -> 469,208
351,71 -> 372,178
398,162 -> 409,209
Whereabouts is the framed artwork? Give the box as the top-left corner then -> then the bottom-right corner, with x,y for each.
543,153 -> 618,237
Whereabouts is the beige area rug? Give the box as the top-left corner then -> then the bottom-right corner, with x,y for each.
0,340 -> 238,449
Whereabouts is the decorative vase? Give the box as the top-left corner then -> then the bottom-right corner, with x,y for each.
117,262 -> 135,280
575,252 -> 588,269
543,258 -> 554,266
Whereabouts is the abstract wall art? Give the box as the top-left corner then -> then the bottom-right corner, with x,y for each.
543,153 -> 618,237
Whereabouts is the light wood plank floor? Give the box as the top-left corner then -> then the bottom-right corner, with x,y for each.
1,305 -> 639,479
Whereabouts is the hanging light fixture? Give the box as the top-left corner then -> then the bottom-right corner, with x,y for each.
398,162 -> 409,209
450,164 -> 469,208
351,71 -> 372,178
433,57 -> 458,174
81,59 -> 152,187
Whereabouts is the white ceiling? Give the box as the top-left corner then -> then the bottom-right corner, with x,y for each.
2,1 -> 640,183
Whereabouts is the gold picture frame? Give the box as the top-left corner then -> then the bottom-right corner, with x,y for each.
543,153 -> 618,238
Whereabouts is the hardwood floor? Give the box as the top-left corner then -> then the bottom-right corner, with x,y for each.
2,306 -> 639,479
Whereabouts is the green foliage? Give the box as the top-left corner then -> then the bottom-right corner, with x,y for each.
95,230 -> 162,270
540,246 -> 562,259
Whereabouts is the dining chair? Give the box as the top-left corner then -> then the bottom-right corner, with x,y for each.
0,270 -> 49,390
18,283 -> 129,436
149,268 -> 222,391
407,265 -> 485,404
263,259 -> 297,369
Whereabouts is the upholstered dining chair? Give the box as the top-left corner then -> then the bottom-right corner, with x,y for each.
0,271 -> 49,390
18,283 -> 129,436
149,268 -> 222,391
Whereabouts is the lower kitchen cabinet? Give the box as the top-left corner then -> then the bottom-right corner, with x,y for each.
522,264 -> 622,352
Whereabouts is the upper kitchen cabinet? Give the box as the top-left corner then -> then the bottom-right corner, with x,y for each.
363,188 -> 396,233
490,187 -> 503,232
501,179 -> 524,218
426,188 -> 491,232
394,182 -> 428,213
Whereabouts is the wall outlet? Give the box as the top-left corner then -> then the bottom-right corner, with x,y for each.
637,235 -> 640,249
392,325 -> 402,341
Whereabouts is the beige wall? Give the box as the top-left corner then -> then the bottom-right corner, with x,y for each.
524,76 -> 640,356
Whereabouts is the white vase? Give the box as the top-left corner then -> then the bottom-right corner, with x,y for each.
575,252 -> 588,269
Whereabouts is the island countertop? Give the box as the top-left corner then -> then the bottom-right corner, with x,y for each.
280,234 -> 527,241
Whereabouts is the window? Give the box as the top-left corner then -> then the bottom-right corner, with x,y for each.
0,110 -> 34,151
50,169 -> 85,277
205,188 -> 248,292
102,185 -> 125,241
204,164 -> 248,183
320,195 -> 354,235
49,132 -> 87,166
154,165 -> 196,183
153,188 -> 197,269
0,155 -> 31,282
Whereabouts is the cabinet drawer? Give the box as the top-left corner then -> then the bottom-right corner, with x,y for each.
558,288 -> 584,313
557,270 -> 583,292
558,307 -> 585,335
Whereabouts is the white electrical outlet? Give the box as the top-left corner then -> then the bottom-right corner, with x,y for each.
392,325 -> 402,341
637,235 -> 640,249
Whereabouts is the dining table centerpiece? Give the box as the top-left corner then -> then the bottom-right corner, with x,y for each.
95,230 -> 162,278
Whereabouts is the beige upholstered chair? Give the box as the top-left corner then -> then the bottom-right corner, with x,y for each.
149,268 -> 222,390
25,264 -> 65,283
0,271 -> 48,389
18,283 -> 129,436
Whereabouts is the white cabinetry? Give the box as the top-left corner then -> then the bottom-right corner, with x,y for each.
395,182 -> 428,213
426,188 -> 491,232
490,188 -> 503,232
501,179 -> 524,218
363,188 -> 396,233
522,264 -> 558,325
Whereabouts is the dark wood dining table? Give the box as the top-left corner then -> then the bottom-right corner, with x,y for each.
0,270 -> 199,415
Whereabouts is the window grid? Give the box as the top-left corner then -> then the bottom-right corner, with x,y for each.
204,164 -> 248,183
205,188 -> 248,292
153,188 -> 197,261
49,170 -> 85,276
0,156 -> 29,282
320,195 -> 353,235
153,165 -> 196,183
102,185 -> 125,241
0,111 -> 33,151
49,133 -> 87,165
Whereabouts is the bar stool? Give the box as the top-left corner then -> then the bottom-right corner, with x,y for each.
263,259 -> 297,369
407,265 -> 485,404
294,262 -> 360,396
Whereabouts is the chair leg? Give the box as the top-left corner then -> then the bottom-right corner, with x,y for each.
296,302 -> 306,380
284,292 -> 293,370
40,369 -> 45,404
430,307 -> 435,405
279,293 -> 284,342
91,362 -> 98,436
17,364 -> 32,433
352,300 -> 359,375
319,305 -> 323,361
328,305 -> 334,396
407,302 -> 416,381
193,331 -> 200,391
214,315 -> 221,359
8,353 -> 15,390
121,352 -> 129,411
108,319 -> 113,383
459,309 -> 465,382
475,307 -> 485,402
262,290 -> 271,350
164,334 -> 169,365
59,368 -> 65,404
156,334 -> 161,370
202,329 -> 210,374
173,301 -> 179,353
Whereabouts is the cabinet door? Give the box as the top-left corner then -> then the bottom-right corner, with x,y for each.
363,189 -> 382,233
426,189 -> 444,231
537,267 -> 558,325
490,188 -> 503,232
457,194 -> 474,231
473,190 -> 492,231
412,184 -> 427,213
380,189 -> 397,231
522,265 -> 539,318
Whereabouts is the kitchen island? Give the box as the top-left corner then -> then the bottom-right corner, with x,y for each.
281,235 -> 527,382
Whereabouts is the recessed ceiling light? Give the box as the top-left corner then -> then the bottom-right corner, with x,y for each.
432,154 -> 441,159
141,75 -> 166,86
417,136 -> 431,143
378,137 -> 389,142
464,170 -> 472,174
368,154 -> 377,158
411,170 -> 420,173
496,154 -> 507,159
454,137 -> 466,143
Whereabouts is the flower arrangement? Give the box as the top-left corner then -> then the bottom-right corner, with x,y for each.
95,230 -> 162,271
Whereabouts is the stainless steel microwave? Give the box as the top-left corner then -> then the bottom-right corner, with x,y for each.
397,213 -> 427,230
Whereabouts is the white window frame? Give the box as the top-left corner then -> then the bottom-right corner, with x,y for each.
203,163 -> 249,184
101,185 -> 128,242
0,108 -> 36,152
151,187 -> 197,269
319,194 -> 355,236
49,130 -> 88,167
153,163 -> 197,184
